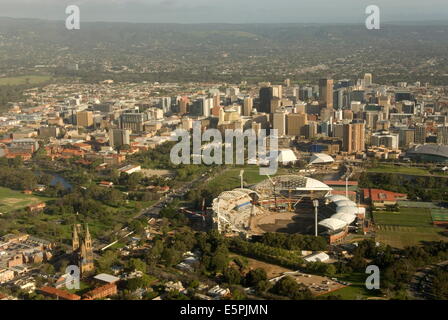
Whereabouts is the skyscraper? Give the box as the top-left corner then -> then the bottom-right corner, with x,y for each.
343,122 -> 365,153
109,129 -> 131,149
119,112 -> 147,133
259,85 -> 282,114
243,97 -> 253,116
76,111 -> 94,128
437,126 -> 448,145
286,113 -> 308,137
319,78 -> 334,109
364,73 -> 373,87
178,97 -> 189,115
273,111 -> 286,136
415,125 -> 427,144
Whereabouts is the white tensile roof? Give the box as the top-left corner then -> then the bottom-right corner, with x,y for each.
275,149 -> 298,163
318,218 -> 348,231
303,177 -> 333,191
336,206 -> 359,215
331,213 -> 357,224
334,200 -> 357,207
304,252 -> 330,263
94,273 -> 120,283
309,153 -> 335,165
253,175 -> 332,192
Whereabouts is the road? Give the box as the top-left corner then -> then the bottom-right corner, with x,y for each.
96,168 -> 224,251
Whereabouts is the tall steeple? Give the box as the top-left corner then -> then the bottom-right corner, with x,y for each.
84,223 -> 91,249
72,224 -> 80,251
72,223 -> 94,277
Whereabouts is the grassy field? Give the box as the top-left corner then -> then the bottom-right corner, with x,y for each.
322,273 -> 383,300
0,75 -> 52,86
373,208 -> 447,248
0,187 -> 50,213
367,165 -> 430,176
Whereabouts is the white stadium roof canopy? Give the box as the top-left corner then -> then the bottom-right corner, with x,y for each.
334,200 -> 357,207
326,195 -> 349,202
253,175 -> 332,193
318,218 -> 348,231
336,206 -> 360,215
331,213 -> 357,224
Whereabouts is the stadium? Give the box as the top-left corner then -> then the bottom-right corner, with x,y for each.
211,175 -> 365,243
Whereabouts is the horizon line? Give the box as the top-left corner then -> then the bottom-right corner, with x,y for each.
0,15 -> 448,26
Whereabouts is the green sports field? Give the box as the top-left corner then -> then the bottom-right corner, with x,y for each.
373,207 -> 447,248
431,209 -> 448,223
0,187 -> 49,213
367,164 -> 430,176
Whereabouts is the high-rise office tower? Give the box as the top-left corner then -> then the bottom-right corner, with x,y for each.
286,113 -> 308,136
364,73 -> 373,87
399,129 -> 415,148
109,129 -> 131,149
343,122 -> 365,153
306,121 -> 318,139
299,86 -> 313,101
273,111 -> 286,136
119,112 -> 147,133
293,86 -> 300,99
437,126 -> 448,145
259,87 -> 273,114
319,78 -> 334,109
364,112 -> 381,130
243,97 -> 253,116
270,97 -> 282,113
272,85 -> 283,99
76,111 -> 94,127
371,132 -> 399,149
160,97 -> 172,113
178,97 -> 189,115
333,123 -> 344,138
415,125 -> 427,144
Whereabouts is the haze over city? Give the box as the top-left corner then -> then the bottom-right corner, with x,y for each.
1,0 -> 448,23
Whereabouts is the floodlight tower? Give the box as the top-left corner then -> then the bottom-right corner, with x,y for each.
239,170 -> 244,189
313,199 -> 319,237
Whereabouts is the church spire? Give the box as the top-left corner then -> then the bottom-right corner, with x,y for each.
72,224 -> 80,251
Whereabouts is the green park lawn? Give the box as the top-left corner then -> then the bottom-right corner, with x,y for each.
0,187 -> 50,213
367,164 -> 430,176
373,208 -> 446,248
322,273 -> 383,300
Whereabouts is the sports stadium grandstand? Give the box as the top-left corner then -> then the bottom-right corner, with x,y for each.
211,175 -> 365,242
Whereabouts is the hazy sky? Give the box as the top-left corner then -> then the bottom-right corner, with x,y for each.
1,0 -> 448,23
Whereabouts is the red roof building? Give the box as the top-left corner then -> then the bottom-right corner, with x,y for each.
39,286 -> 81,300
82,283 -> 117,300
363,188 -> 407,207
